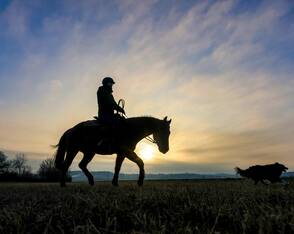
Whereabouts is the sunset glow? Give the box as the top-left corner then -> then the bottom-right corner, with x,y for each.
137,142 -> 156,161
0,0 -> 294,173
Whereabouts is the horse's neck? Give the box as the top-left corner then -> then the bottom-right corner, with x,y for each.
127,117 -> 159,141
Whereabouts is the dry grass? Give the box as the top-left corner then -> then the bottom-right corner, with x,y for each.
0,179 -> 293,233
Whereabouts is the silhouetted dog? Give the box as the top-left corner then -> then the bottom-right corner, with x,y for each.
235,162 -> 288,185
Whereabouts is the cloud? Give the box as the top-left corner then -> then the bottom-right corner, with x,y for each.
0,0 -> 30,37
0,0 -> 294,172
50,79 -> 63,92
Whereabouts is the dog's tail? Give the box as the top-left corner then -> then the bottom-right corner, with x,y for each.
235,167 -> 246,177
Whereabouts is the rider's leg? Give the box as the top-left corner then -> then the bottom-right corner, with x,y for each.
97,115 -> 116,146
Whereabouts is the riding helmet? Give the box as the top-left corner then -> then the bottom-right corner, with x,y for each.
102,77 -> 115,85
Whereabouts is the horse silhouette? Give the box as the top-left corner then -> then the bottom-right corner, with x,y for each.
54,116 -> 171,187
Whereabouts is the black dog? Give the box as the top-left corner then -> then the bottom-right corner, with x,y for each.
235,162 -> 288,185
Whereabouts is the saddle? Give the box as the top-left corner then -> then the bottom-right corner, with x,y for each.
93,114 -> 125,125
83,119 -> 102,127
92,115 -> 125,136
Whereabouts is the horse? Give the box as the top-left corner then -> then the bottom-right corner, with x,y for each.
53,116 -> 171,187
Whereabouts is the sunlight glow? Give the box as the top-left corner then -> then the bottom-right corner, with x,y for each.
137,142 -> 156,161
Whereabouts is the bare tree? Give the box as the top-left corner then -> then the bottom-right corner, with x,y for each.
38,158 -> 60,180
11,153 -> 30,175
38,158 -> 71,182
0,151 -> 10,174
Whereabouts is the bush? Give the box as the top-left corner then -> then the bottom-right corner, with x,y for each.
0,151 -> 10,174
38,158 -> 71,182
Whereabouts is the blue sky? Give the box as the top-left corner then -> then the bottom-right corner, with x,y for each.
0,0 -> 294,173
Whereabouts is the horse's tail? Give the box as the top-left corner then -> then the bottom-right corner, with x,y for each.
235,167 -> 246,177
54,132 -> 68,170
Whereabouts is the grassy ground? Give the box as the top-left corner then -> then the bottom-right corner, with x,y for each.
0,179 -> 293,234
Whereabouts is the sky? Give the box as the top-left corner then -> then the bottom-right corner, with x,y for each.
0,0 -> 294,173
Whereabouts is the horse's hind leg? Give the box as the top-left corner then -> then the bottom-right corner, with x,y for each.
61,148 -> 78,187
79,152 -> 95,186
112,154 -> 125,186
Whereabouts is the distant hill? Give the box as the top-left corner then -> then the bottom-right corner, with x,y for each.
70,171 -> 294,182
70,171 -> 232,182
282,171 -> 294,177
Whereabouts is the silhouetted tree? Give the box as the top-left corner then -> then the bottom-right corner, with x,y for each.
0,151 -> 10,174
38,158 -> 60,181
11,153 -> 31,175
38,158 -> 71,182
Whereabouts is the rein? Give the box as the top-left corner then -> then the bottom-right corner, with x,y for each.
145,136 -> 157,144
117,99 -> 157,145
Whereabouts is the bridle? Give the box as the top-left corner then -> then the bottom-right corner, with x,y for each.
145,136 -> 157,144
117,99 -> 158,144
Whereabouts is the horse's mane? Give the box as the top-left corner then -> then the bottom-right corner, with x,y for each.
127,116 -> 162,123
125,116 -> 161,128
127,115 -> 158,120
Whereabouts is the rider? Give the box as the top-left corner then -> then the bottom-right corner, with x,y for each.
96,77 -> 125,146
97,77 -> 125,122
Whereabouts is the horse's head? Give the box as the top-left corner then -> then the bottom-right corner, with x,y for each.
153,116 -> 171,154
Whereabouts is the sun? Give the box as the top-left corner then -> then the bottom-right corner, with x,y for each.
137,142 -> 155,161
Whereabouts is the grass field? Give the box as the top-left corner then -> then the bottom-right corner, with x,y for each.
0,179 -> 294,234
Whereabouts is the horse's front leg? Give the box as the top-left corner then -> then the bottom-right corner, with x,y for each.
112,154 -> 125,186
125,151 -> 145,186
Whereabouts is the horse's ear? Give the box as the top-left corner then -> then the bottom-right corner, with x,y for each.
163,116 -> 168,121
168,119 -> 172,124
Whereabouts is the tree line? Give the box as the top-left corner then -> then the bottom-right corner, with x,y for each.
0,151 -> 71,182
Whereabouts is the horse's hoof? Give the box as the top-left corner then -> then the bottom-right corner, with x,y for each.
89,181 -> 94,186
137,180 -> 143,187
112,181 -> 119,187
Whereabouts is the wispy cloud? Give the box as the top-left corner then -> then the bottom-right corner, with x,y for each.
0,0 -> 294,172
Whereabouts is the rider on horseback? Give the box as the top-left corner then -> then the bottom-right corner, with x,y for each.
96,77 -> 125,146
97,77 -> 125,122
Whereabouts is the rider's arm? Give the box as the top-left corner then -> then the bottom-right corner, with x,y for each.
108,94 -> 124,113
98,87 -> 124,113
